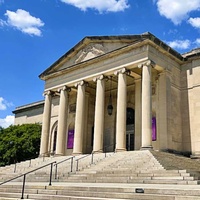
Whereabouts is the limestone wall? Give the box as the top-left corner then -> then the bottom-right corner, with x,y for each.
14,104 -> 43,125
181,58 -> 200,156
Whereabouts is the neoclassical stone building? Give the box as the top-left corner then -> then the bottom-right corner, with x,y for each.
13,32 -> 200,158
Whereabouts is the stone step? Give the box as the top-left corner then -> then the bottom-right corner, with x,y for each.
64,175 -> 193,181
1,185 -> 200,200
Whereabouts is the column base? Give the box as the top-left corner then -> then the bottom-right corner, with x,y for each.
140,146 -> 153,150
92,150 -> 103,154
115,148 -> 127,152
39,153 -> 49,157
73,152 -> 83,156
191,153 -> 200,159
54,153 -> 65,157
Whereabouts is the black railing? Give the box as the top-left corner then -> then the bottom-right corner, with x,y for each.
76,144 -> 115,171
13,151 -> 51,173
0,161 -> 56,199
75,154 -> 90,171
54,156 -> 74,179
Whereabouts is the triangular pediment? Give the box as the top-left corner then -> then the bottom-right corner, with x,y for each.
39,32 -> 184,79
39,34 -> 149,79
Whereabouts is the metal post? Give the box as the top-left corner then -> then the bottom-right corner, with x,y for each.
14,163 -> 17,173
91,153 -> 94,164
49,163 -> 53,186
55,164 -> 58,179
70,157 -> 73,172
76,160 -> 78,171
21,174 -> 26,199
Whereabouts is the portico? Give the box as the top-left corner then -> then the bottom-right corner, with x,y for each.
39,55 -> 157,156
13,32 -> 200,158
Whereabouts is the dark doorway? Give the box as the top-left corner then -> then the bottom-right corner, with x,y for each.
126,108 -> 135,151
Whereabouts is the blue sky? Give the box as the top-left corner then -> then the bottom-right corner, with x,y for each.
0,0 -> 200,128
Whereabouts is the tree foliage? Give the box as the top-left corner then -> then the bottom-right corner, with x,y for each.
0,123 -> 41,166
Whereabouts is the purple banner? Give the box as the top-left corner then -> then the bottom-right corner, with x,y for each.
152,117 -> 156,141
67,130 -> 74,149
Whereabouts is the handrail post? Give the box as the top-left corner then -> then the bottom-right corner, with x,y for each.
21,174 -> 26,199
55,164 -> 58,179
14,163 -> 17,173
76,160 -> 78,171
70,157 -> 73,172
49,163 -> 53,186
91,153 -> 94,164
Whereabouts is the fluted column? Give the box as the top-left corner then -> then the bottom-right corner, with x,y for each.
55,86 -> 70,156
93,75 -> 105,153
115,68 -> 128,152
73,81 -> 86,154
139,60 -> 153,149
40,91 -> 52,156
134,78 -> 142,150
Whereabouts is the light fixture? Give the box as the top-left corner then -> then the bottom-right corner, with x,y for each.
107,76 -> 113,116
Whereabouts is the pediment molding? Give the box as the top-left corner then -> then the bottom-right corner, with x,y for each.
75,43 -> 108,64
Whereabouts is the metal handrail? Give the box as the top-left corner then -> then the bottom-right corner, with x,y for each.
76,144 -> 115,171
13,150 -> 51,173
54,156 -> 74,179
0,161 -> 56,199
91,144 -> 115,164
75,154 -> 90,171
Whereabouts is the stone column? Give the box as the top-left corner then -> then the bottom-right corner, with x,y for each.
93,75 -> 105,153
139,60 -> 153,149
134,78 -> 142,150
55,86 -> 70,156
73,81 -> 86,154
40,91 -> 52,156
115,68 -> 128,152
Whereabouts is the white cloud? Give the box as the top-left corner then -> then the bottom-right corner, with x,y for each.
195,38 -> 200,45
0,115 -> 14,128
0,97 -> 14,110
188,17 -> 200,28
5,9 -> 44,36
0,97 -> 6,110
0,19 -> 7,26
167,39 -> 191,50
60,0 -> 129,13
156,0 -> 200,25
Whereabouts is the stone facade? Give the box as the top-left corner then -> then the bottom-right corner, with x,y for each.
12,32 -> 200,158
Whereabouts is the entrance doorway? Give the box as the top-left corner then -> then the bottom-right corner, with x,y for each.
126,108 -> 135,151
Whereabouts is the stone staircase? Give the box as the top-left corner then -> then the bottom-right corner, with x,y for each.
0,150 -> 200,199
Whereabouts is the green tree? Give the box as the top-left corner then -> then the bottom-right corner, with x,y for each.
0,124 -> 41,166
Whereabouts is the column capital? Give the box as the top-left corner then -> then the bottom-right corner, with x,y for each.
74,80 -> 88,88
138,60 -> 155,68
57,86 -> 71,93
93,75 -> 107,82
114,68 -> 130,76
43,90 -> 52,97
